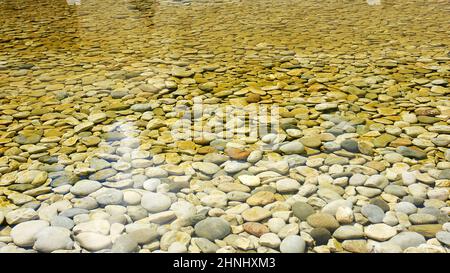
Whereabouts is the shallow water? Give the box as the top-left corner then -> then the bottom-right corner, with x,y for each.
0,0 -> 449,253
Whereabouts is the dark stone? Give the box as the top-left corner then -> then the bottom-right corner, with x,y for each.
341,139 -> 360,153
369,198 -> 390,212
310,227 -> 331,246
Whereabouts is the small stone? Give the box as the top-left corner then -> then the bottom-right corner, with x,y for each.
194,238 -> 219,253
238,175 -> 260,187
341,139 -> 359,153
192,162 -> 220,175
409,213 -> 437,225
75,232 -> 112,252
361,204 -> 385,223
225,147 -> 251,160
10,220 -> 49,247
364,175 -> 388,189
275,178 -> 300,193
435,231 -> 450,247
310,227 -> 331,245
95,189 -> 123,206
242,207 -> 272,222
141,192 -> 172,213
333,226 -> 364,240
280,235 -> 306,253
280,141 -> 304,154
306,213 -> 340,232
112,234 -> 138,253
292,202 -> 315,221
6,208 -> 38,225
34,227 -> 73,253
395,202 -> 417,215
388,232 -> 426,250
364,224 -> 397,241
51,216 -> 75,230
259,233 -> 281,248
70,180 -> 102,196
396,146 -> 427,159
246,191 -> 275,206
243,222 -> 269,237
128,228 -> 158,244
322,199 -> 353,215
194,217 -> 231,241
336,207 -> 354,224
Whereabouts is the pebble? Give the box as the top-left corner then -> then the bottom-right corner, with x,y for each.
141,192 -> 172,213
292,202 -> 315,221
361,204 -> 385,223
435,231 -> 450,247
279,141 -> 304,154
238,175 -> 261,187
34,227 -> 73,253
364,223 -> 397,241
242,207 -> 272,222
306,213 -> 340,232
194,217 -> 231,241
388,232 -> 426,250
70,180 -> 102,196
75,232 -> 112,252
259,233 -> 281,248
10,220 -> 49,247
112,234 -> 138,253
310,227 -> 331,245
94,188 -> 123,206
275,178 -> 300,193
333,226 -> 364,240
280,235 -> 306,253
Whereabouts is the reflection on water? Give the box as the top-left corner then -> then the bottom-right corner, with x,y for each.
0,0 -> 449,254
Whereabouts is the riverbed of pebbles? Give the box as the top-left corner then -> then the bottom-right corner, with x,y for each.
0,0 -> 449,253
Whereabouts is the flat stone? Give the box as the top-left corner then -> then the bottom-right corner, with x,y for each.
34,226 -> 73,253
141,192 -> 172,213
243,222 -> 269,237
388,232 -> 426,250
275,178 -> 300,193
408,224 -> 442,238
436,231 -> 450,247
70,180 -> 102,196
259,233 -> 281,248
306,213 -> 340,232
95,189 -> 123,206
242,207 -> 272,222
292,202 -> 315,221
279,141 -> 304,154
364,223 -> 397,241
194,217 -> 231,241
409,213 -> 437,225
246,191 -> 275,206
75,232 -> 112,252
112,234 -> 138,253
10,220 -> 49,247
6,208 -> 39,225
321,199 -> 353,215
364,175 -> 388,189
396,146 -> 427,159
361,204 -> 385,223
333,226 -> 364,240
238,174 -> 261,187
194,238 -> 219,253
